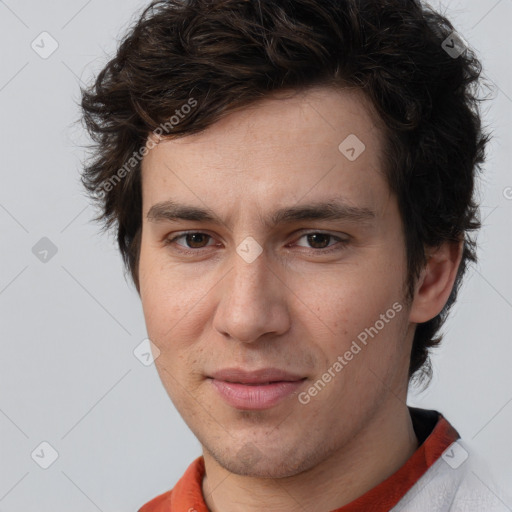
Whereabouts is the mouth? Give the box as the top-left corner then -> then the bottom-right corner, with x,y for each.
209,367 -> 306,384
207,368 -> 307,410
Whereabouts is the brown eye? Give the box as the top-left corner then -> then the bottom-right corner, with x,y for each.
294,232 -> 349,253
165,232 -> 216,251
184,233 -> 211,248
306,233 -> 332,249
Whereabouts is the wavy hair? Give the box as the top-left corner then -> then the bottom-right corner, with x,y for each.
80,0 -> 490,385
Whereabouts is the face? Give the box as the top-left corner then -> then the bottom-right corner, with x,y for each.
138,86 -> 414,478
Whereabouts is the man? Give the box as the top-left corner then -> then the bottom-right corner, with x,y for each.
80,0 -> 509,510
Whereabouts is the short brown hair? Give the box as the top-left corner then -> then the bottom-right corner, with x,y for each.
80,0 -> 490,385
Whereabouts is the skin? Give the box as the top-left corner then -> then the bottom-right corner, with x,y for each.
138,86 -> 463,512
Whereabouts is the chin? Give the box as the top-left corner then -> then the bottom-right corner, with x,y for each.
205,439 -> 321,479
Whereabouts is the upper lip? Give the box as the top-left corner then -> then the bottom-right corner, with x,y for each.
209,368 -> 306,384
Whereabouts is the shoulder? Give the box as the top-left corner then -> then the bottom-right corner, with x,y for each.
392,439 -> 511,512
137,456 -> 206,512
137,489 -> 173,512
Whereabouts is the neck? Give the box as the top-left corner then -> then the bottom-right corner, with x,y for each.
201,402 -> 419,512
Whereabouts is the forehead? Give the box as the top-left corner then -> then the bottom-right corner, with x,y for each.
140,85 -> 390,217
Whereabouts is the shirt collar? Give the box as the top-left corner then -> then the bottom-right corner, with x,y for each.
139,407 -> 460,512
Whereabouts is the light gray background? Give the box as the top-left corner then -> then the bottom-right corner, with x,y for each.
0,0 -> 511,510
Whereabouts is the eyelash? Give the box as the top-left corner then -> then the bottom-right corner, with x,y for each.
164,231 -> 349,256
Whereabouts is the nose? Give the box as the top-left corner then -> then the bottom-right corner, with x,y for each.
212,247 -> 291,343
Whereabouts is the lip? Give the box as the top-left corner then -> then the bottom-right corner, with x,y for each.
208,368 -> 307,410
209,367 -> 305,384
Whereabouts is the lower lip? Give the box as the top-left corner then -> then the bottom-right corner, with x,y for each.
210,379 -> 306,410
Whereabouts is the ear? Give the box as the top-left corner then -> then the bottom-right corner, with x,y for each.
409,239 -> 464,324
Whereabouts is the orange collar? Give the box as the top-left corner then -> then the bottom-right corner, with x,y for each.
139,408 -> 460,512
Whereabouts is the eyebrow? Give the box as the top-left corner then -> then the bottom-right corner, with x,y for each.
146,199 -> 376,227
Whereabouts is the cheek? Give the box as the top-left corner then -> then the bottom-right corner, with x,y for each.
139,252 -> 214,353
301,261 -> 404,332
141,281 -> 201,345
139,247 -> 181,342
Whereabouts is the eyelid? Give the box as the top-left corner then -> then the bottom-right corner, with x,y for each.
166,230 -> 218,249
292,229 -> 349,241
165,229 -> 350,255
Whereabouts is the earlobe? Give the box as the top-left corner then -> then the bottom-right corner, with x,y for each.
409,239 -> 464,324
